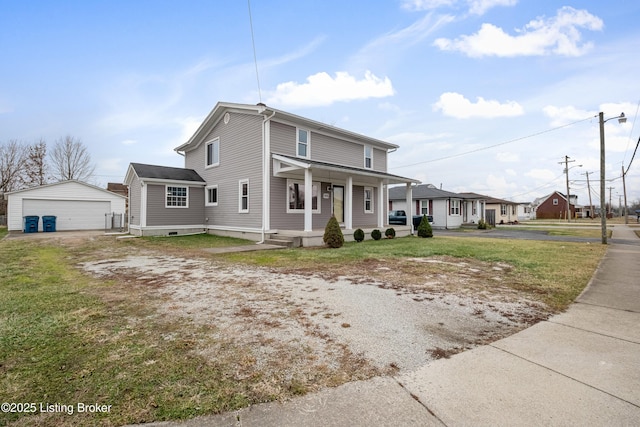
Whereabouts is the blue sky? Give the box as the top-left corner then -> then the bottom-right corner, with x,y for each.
2,0 -> 639,205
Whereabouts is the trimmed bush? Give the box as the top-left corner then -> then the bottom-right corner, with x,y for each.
417,214 -> 433,238
353,228 -> 365,242
323,215 -> 344,248
385,228 -> 396,239
478,219 -> 488,229
371,229 -> 382,240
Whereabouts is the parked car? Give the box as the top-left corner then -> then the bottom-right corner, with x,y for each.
388,210 -> 433,228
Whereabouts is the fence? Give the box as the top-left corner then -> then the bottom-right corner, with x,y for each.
0,215 -> 6,227
105,212 -> 126,232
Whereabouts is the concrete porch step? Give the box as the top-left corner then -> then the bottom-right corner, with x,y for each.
264,237 -> 295,248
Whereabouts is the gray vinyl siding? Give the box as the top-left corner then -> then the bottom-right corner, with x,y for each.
270,121 -> 388,172
186,112 -> 263,229
129,175 -> 141,226
352,185 -> 377,226
146,184 -> 205,226
269,177 -> 332,230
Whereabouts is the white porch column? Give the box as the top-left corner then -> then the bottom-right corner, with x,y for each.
345,176 -> 353,230
405,183 -> 413,233
377,179 -> 385,228
304,168 -> 313,232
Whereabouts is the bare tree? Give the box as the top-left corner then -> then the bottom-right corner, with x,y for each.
50,135 -> 95,182
0,139 -> 28,193
23,139 -> 48,187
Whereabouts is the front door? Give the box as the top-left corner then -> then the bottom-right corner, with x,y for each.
333,185 -> 344,223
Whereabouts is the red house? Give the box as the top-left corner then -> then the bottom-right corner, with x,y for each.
534,191 -> 578,220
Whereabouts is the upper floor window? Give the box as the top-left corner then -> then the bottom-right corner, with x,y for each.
364,187 -> 373,213
166,186 -> 188,208
239,179 -> 249,213
297,128 -> 309,158
553,198 -> 559,205
364,145 -> 373,169
206,138 -> 220,167
206,185 -> 218,206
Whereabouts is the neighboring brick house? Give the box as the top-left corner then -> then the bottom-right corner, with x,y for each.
533,191 -> 578,220
125,102 -> 418,245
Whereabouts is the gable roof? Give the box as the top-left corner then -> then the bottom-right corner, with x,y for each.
389,184 -> 460,200
175,102 -> 400,153
4,179 -> 127,199
125,163 -> 205,185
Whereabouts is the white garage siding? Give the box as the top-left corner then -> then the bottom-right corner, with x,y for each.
22,199 -> 111,231
5,180 -> 126,232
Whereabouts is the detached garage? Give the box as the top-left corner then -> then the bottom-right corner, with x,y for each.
4,180 -> 126,232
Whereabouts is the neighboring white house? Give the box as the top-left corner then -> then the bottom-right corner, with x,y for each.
4,180 -> 127,232
388,184 -> 466,229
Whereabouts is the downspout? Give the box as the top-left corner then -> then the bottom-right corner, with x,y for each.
258,109 -> 276,244
446,198 -> 449,229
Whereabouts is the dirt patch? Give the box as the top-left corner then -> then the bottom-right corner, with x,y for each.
79,249 -> 550,375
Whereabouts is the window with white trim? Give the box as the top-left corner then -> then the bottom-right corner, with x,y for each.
206,185 -> 218,206
297,128 -> 309,158
287,180 -> 320,213
364,145 -> 372,169
449,199 -> 460,215
553,198 -> 559,205
205,138 -> 220,167
501,204 -> 507,215
420,200 -> 430,215
166,186 -> 188,208
364,187 -> 373,213
239,179 -> 249,213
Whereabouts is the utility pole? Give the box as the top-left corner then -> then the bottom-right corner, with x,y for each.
622,165 -> 629,224
582,171 -> 594,219
608,186 -> 614,217
559,155 -> 576,222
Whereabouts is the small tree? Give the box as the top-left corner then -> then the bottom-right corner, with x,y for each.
417,214 -> 433,238
353,228 -> 365,242
385,228 -> 396,239
323,215 -> 344,248
371,229 -> 382,240
50,135 -> 95,182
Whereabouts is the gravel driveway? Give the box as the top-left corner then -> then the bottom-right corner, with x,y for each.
80,250 -> 549,373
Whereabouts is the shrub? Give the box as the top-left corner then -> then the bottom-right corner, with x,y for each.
323,215 -> 344,248
385,228 -> 396,239
417,214 -> 433,238
478,219 -> 488,229
353,228 -> 365,242
371,229 -> 382,240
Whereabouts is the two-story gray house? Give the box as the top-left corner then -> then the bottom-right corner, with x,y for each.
125,102 -> 418,246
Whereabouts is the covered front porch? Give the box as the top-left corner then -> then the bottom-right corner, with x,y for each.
269,154 -> 419,245
267,224 -> 414,247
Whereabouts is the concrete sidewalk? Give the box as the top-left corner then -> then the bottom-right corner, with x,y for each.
137,225 -> 640,427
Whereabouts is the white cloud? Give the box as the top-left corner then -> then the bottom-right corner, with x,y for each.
543,105 -> 594,126
497,152 -> 519,162
121,139 -> 137,145
434,7 -> 603,57
265,71 -> 394,108
525,168 -> 557,181
401,0 -> 516,15
433,92 -> 524,118
468,0 -> 517,15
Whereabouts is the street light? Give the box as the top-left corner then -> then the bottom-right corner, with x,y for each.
599,112 -> 626,244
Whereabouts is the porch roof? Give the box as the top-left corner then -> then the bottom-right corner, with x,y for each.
272,153 -> 419,185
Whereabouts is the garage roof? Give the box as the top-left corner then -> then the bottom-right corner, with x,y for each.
128,163 -> 205,183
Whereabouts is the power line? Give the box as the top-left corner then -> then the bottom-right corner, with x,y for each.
390,115 -> 596,170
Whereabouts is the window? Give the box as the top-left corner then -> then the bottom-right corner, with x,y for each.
501,204 -> 507,215
206,185 -> 218,206
472,202 -> 477,215
287,180 -> 320,212
420,200 -> 429,215
239,179 -> 249,213
364,187 -> 373,213
553,198 -> 559,205
450,199 -> 460,215
364,145 -> 372,169
166,186 -> 188,208
206,138 -> 220,167
297,128 -> 309,158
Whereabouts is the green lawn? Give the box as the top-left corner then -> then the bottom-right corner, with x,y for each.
0,233 -> 606,426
